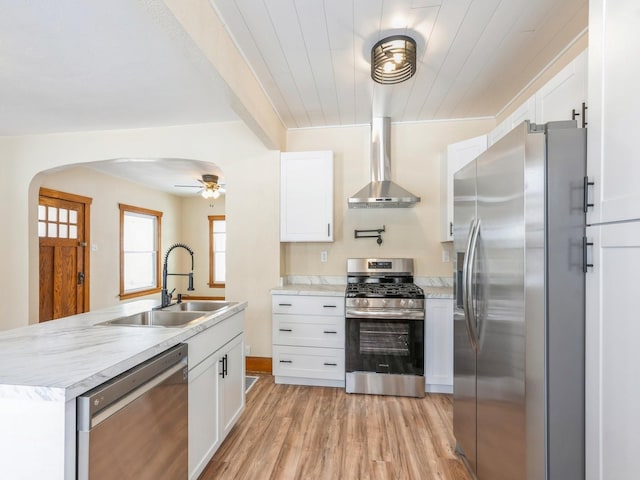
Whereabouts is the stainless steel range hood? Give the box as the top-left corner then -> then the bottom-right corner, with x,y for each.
348,117 -> 420,208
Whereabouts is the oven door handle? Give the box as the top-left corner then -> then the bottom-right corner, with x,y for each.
346,310 -> 425,320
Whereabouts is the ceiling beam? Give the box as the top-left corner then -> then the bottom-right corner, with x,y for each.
164,0 -> 286,150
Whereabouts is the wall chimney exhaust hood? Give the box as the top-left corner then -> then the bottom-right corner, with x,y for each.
348,117 -> 420,208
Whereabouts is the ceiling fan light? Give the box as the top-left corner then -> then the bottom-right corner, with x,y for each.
201,188 -> 216,199
371,35 -> 417,85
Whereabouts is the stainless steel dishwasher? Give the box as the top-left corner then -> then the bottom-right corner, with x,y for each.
77,344 -> 188,479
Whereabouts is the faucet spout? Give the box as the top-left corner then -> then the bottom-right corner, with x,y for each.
161,243 -> 195,308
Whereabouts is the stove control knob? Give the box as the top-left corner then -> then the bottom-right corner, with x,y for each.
400,299 -> 407,308
363,299 -> 369,307
382,299 -> 387,306
408,299 -> 416,308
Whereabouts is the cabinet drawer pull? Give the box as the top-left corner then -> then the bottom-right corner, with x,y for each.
323,330 -> 337,334
278,303 -> 293,307
279,360 -> 293,364
323,305 -> 337,308
323,362 -> 337,366
279,328 -> 293,332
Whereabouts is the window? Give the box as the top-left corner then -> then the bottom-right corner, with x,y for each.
209,215 -> 226,288
120,204 -> 162,299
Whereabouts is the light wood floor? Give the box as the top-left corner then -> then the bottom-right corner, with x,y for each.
199,375 -> 472,480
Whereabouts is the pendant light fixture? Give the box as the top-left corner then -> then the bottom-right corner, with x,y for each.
371,35 -> 417,85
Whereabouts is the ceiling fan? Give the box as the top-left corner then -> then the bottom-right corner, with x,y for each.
175,174 -> 226,199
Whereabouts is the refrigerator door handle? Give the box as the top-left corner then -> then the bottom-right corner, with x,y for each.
462,218 -> 480,351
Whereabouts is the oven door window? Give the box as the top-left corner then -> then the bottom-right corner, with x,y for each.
360,321 -> 410,356
346,317 -> 424,376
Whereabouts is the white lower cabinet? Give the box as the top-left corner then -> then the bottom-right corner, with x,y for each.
187,311 -> 245,480
219,335 -> 245,437
188,353 -> 220,478
585,222 -> 640,479
272,293 -> 345,387
424,298 -> 454,394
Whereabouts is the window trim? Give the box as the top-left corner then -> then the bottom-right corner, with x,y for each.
119,203 -> 162,299
208,215 -> 226,288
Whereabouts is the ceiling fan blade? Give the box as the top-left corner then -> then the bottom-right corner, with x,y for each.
174,184 -> 201,188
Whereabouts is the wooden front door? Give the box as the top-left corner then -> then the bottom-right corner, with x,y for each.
39,189 -> 92,322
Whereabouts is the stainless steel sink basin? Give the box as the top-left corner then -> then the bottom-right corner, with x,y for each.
162,301 -> 234,312
97,310 -> 207,328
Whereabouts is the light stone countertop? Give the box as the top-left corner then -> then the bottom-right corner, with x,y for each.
0,299 -> 247,401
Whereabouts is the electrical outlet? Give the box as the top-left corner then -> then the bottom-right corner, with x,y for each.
442,250 -> 450,262
244,345 -> 251,356
320,251 -> 328,263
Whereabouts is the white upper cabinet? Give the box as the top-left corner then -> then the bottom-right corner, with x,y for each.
280,151 -> 334,242
587,0 -> 640,224
488,50 -> 588,147
488,96 -> 536,147
440,135 -> 487,241
536,50 -> 588,125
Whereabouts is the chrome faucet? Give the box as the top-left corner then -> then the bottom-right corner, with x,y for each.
161,243 -> 195,308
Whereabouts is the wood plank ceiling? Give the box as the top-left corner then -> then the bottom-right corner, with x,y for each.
209,0 -> 588,128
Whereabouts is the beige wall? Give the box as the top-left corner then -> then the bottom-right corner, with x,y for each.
283,119 -> 496,278
0,122 -> 280,358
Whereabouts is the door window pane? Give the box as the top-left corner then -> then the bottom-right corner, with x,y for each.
48,207 -> 57,222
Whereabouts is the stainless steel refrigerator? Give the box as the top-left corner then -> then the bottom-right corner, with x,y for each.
453,121 -> 585,480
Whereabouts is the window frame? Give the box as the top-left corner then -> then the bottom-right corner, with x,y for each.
119,203 -> 162,299
208,215 -> 226,288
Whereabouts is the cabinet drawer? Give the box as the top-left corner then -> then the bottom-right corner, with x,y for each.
273,345 -> 344,380
187,311 -> 244,369
272,295 -> 344,316
273,314 -> 344,348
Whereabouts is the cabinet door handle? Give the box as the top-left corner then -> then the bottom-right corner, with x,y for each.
323,362 -> 337,366
323,330 -> 337,334
449,221 -> 453,237
323,305 -> 337,308
278,303 -> 293,307
583,236 -> 594,273
583,176 -> 595,213
219,357 -> 225,378
328,223 -> 331,237
279,360 -> 292,364
224,354 -> 228,377
279,328 -> 293,332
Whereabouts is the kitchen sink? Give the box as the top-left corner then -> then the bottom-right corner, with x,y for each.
97,310 -> 207,328
162,301 -> 234,312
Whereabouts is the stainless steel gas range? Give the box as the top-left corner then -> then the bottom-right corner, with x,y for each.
345,258 -> 425,398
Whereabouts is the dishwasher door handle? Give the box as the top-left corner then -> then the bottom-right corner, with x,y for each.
89,362 -> 186,428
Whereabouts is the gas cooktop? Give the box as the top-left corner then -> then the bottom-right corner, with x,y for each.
345,282 -> 425,299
